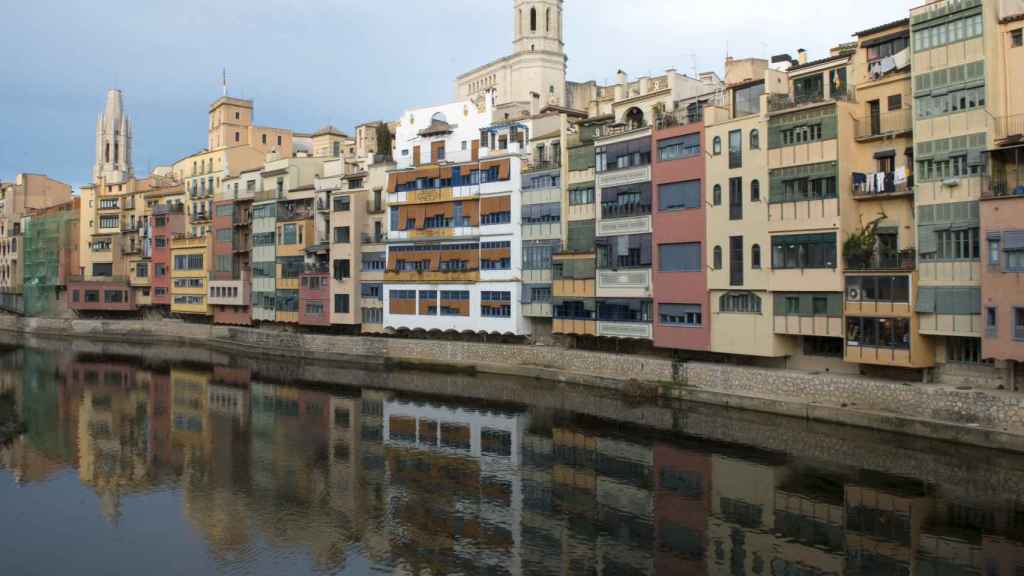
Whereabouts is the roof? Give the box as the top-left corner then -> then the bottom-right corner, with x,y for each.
788,52 -> 852,72
539,104 -> 588,118
312,125 -> 349,138
853,18 -> 910,37
418,119 -> 454,137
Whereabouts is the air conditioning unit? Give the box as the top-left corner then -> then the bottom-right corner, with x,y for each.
847,287 -> 861,301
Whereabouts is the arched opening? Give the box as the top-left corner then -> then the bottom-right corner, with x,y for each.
713,246 -> 723,270
750,128 -> 760,149
546,8 -> 551,32
530,7 -> 537,32
752,244 -> 762,268
431,112 -> 447,123
624,107 -> 645,130
751,179 -> 760,202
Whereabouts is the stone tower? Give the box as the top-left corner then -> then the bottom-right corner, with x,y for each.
93,89 -> 132,184
514,0 -> 564,55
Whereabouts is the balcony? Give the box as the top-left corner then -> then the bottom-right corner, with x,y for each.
601,203 -> 651,220
121,244 -> 141,256
278,206 -> 311,222
232,212 -> 251,227
995,114 -> 1024,144
304,262 -> 329,274
361,232 -> 387,244
523,160 -> 561,173
316,195 -> 331,212
121,221 -> 139,233
153,203 -> 184,215
254,189 -> 283,203
190,211 -> 210,223
232,237 -> 250,252
854,108 -> 913,141
845,248 -> 916,272
982,147 -> 1024,199
654,108 -> 704,131
596,123 -> 648,139
768,90 -> 854,114
366,199 -> 385,214
852,172 -> 913,199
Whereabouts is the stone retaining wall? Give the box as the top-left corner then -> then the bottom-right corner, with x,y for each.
683,361 -> 1024,433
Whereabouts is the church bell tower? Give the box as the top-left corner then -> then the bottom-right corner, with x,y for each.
514,0 -> 564,55
93,89 -> 133,184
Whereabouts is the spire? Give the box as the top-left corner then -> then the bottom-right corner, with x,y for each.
93,89 -> 133,184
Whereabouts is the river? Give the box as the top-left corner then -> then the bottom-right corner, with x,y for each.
0,336 -> 1023,575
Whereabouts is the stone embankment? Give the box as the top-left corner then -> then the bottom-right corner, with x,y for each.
3,314 -> 1024,452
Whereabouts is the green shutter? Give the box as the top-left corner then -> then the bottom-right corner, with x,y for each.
820,115 -> 837,141
918,225 -> 938,254
916,287 -> 936,313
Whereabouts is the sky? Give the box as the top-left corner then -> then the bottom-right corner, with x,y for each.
0,0 -> 918,188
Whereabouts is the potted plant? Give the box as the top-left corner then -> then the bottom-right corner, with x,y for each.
843,214 -> 885,270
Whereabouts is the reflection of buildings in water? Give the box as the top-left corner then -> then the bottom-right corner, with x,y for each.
73,362 -> 151,524
708,455 -> 788,576
382,398 -> 528,576
770,472 -> 846,576
654,442 -> 713,576
845,482 -> 932,576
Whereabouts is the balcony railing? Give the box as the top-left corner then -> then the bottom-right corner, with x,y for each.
278,207 -> 311,222
524,160 -> 561,173
232,237 -> 250,252
304,263 -> 329,274
597,123 -> 648,138
981,150 -> 1024,199
232,212 -> 250,226
190,211 -> 210,223
852,172 -> 914,198
153,203 -> 184,215
654,108 -> 704,130
361,233 -> 387,244
121,222 -> 138,233
254,190 -> 283,203
845,249 -> 916,272
366,199 -> 385,214
316,198 -> 330,211
768,89 -> 855,113
995,114 -> 1024,143
601,203 -> 651,219
854,108 -> 913,140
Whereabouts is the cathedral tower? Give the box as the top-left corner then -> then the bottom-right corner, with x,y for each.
93,89 -> 132,184
514,0 -> 564,55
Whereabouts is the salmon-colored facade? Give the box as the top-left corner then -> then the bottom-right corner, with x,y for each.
651,121 -> 710,351
981,193 -> 1024,363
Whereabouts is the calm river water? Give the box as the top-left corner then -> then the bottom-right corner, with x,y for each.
1,338 -> 1023,576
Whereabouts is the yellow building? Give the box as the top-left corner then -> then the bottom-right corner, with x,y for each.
170,233 -> 211,316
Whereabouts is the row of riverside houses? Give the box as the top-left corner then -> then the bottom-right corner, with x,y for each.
1,0 -> 1023,386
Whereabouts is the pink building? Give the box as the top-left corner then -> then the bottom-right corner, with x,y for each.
981,146 -> 1024,383
651,120 -> 710,351
151,204 -> 184,307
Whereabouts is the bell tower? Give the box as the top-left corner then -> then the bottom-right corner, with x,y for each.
93,89 -> 133,184
514,0 -> 564,55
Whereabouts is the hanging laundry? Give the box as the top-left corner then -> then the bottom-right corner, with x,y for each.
853,172 -> 867,193
876,172 -> 886,192
892,47 -> 911,71
894,166 -> 907,184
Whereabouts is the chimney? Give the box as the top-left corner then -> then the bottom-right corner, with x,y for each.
797,49 -> 808,65
638,76 -> 650,96
614,70 -> 628,101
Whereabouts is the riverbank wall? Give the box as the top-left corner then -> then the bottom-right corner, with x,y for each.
3,314 -> 1024,452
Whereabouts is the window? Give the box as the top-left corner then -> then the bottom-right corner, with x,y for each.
712,136 -> 721,155
847,276 -> 911,303
334,294 -> 350,314
99,215 -> 119,229
334,226 -> 351,244
729,178 -> 743,220
730,236 -> 744,286
751,244 -> 761,269
569,187 -> 594,205
658,180 -> 700,211
84,290 -> 100,303
924,228 -> 980,261
713,184 -> 722,206
173,254 -> 204,271
888,94 -> 902,111
1013,29 -> 1023,48
135,263 -> 149,278
103,290 -> 126,304
597,300 -> 651,322
659,243 -> 701,272
333,259 -> 351,281
658,133 -> 700,161
728,130 -> 742,169
595,234 -> 652,269
713,246 -> 723,270
523,203 -> 561,225
986,306 -> 998,336
281,223 -> 298,245
1016,308 -> 1024,340
154,264 -> 166,277
947,337 -> 984,364
216,254 -> 232,273
750,129 -> 760,150
334,196 -> 351,212
989,237 -> 1001,265
481,211 -> 511,225
750,179 -> 760,202
305,302 -> 324,315
601,182 -> 651,218
733,81 -> 765,116
804,336 -> 843,358
481,291 -> 512,318
720,292 -> 762,314
659,304 -> 702,326
771,233 -> 837,269
595,137 -> 651,172
523,241 -> 558,270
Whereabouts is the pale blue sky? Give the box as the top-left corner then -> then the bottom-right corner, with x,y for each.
0,0 -> 916,187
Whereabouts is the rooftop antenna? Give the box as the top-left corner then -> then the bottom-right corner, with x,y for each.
222,68 -> 227,97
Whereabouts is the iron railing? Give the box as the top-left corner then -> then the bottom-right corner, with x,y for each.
845,249 -> 916,271
854,108 -> 913,140
768,89 -> 855,113
852,172 -> 914,198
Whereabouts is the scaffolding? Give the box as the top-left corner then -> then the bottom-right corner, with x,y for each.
22,209 -> 75,317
